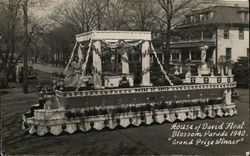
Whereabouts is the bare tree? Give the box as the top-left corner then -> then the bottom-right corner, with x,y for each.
126,0 -> 158,31
42,25 -> 74,67
156,0 -> 209,65
21,0 -> 47,93
22,0 -> 29,93
52,0 -> 106,33
104,0 -> 131,30
0,0 -> 22,88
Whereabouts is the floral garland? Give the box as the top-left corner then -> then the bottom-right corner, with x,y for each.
150,42 -> 173,86
121,54 -> 129,63
64,41 -> 78,74
64,97 -> 223,118
92,66 -> 102,75
100,40 -> 143,54
141,67 -> 150,76
142,50 -> 151,57
92,44 -> 102,57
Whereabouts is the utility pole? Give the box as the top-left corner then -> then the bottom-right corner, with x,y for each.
22,0 -> 29,94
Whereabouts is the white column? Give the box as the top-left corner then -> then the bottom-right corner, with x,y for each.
221,67 -> 224,76
122,51 -> 129,74
170,52 -> 173,62
140,41 -> 152,86
180,65 -> 183,74
93,41 -> 102,89
228,67 -> 232,76
179,52 -> 182,73
179,52 -> 181,62
162,54 -> 164,64
198,67 -> 201,76
225,66 -> 228,75
217,65 -> 221,74
189,50 -> 192,60
212,48 -> 216,65
224,89 -> 232,104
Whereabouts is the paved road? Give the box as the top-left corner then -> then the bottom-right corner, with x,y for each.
1,65 -> 249,155
33,64 -> 64,74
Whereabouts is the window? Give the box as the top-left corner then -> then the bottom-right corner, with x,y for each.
172,53 -> 180,60
244,12 -> 249,22
239,27 -> 244,40
226,48 -> 232,60
203,30 -> 213,40
240,12 -> 249,22
190,16 -> 194,22
193,16 -> 196,23
204,13 -> 208,21
247,48 -> 249,59
224,27 -> 229,39
210,12 -> 214,18
191,50 -> 200,60
200,14 -> 204,21
190,31 -> 201,40
240,12 -> 244,21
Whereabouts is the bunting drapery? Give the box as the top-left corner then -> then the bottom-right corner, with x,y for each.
150,42 -> 174,86
101,40 -> 143,49
64,41 -> 78,74
76,39 -> 93,90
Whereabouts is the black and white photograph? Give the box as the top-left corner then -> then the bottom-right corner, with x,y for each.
0,0 -> 249,155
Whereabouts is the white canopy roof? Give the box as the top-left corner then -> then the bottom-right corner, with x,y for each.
76,30 -> 152,42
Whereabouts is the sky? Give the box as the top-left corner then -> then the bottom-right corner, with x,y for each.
223,0 -> 247,1
31,0 -> 249,18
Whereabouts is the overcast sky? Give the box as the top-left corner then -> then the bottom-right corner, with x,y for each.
32,0 -> 249,18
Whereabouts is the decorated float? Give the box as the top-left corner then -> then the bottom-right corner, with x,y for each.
22,31 -> 237,136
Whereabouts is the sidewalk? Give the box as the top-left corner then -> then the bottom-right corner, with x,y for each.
33,64 -> 64,73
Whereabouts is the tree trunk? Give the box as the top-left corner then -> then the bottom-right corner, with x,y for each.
51,49 -> 54,66
3,71 -> 9,88
165,26 -> 171,64
23,45 -> 28,93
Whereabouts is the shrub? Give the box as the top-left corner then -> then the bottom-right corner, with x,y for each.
233,57 -> 249,88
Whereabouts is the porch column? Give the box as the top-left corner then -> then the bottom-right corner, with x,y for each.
228,67 -> 232,76
179,52 -> 182,62
170,52 -> 173,62
201,31 -> 204,41
225,66 -> 228,75
162,54 -> 164,64
121,51 -> 129,74
217,66 -> 221,74
179,52 -> 182,73
212,48 -> 216,65
189,50 -> 192,60
140,41 -> 152,86
93,41 -> 102,89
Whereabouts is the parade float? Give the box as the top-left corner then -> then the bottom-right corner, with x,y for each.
22,31 -> 237,136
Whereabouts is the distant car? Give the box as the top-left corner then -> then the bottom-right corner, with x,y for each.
16,65 -> 37,83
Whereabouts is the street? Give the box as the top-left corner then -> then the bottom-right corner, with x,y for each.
1,64 -> 249,155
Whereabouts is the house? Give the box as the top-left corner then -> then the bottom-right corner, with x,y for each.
170,5 -> 249,66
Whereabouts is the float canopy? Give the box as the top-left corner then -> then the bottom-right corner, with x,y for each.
76,30 -> 152,42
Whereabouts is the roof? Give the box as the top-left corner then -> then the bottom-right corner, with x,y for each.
188,5 -> 249,16
179,5 -> 249,28
170,41 -> 216,49
76,30 -> 152,42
